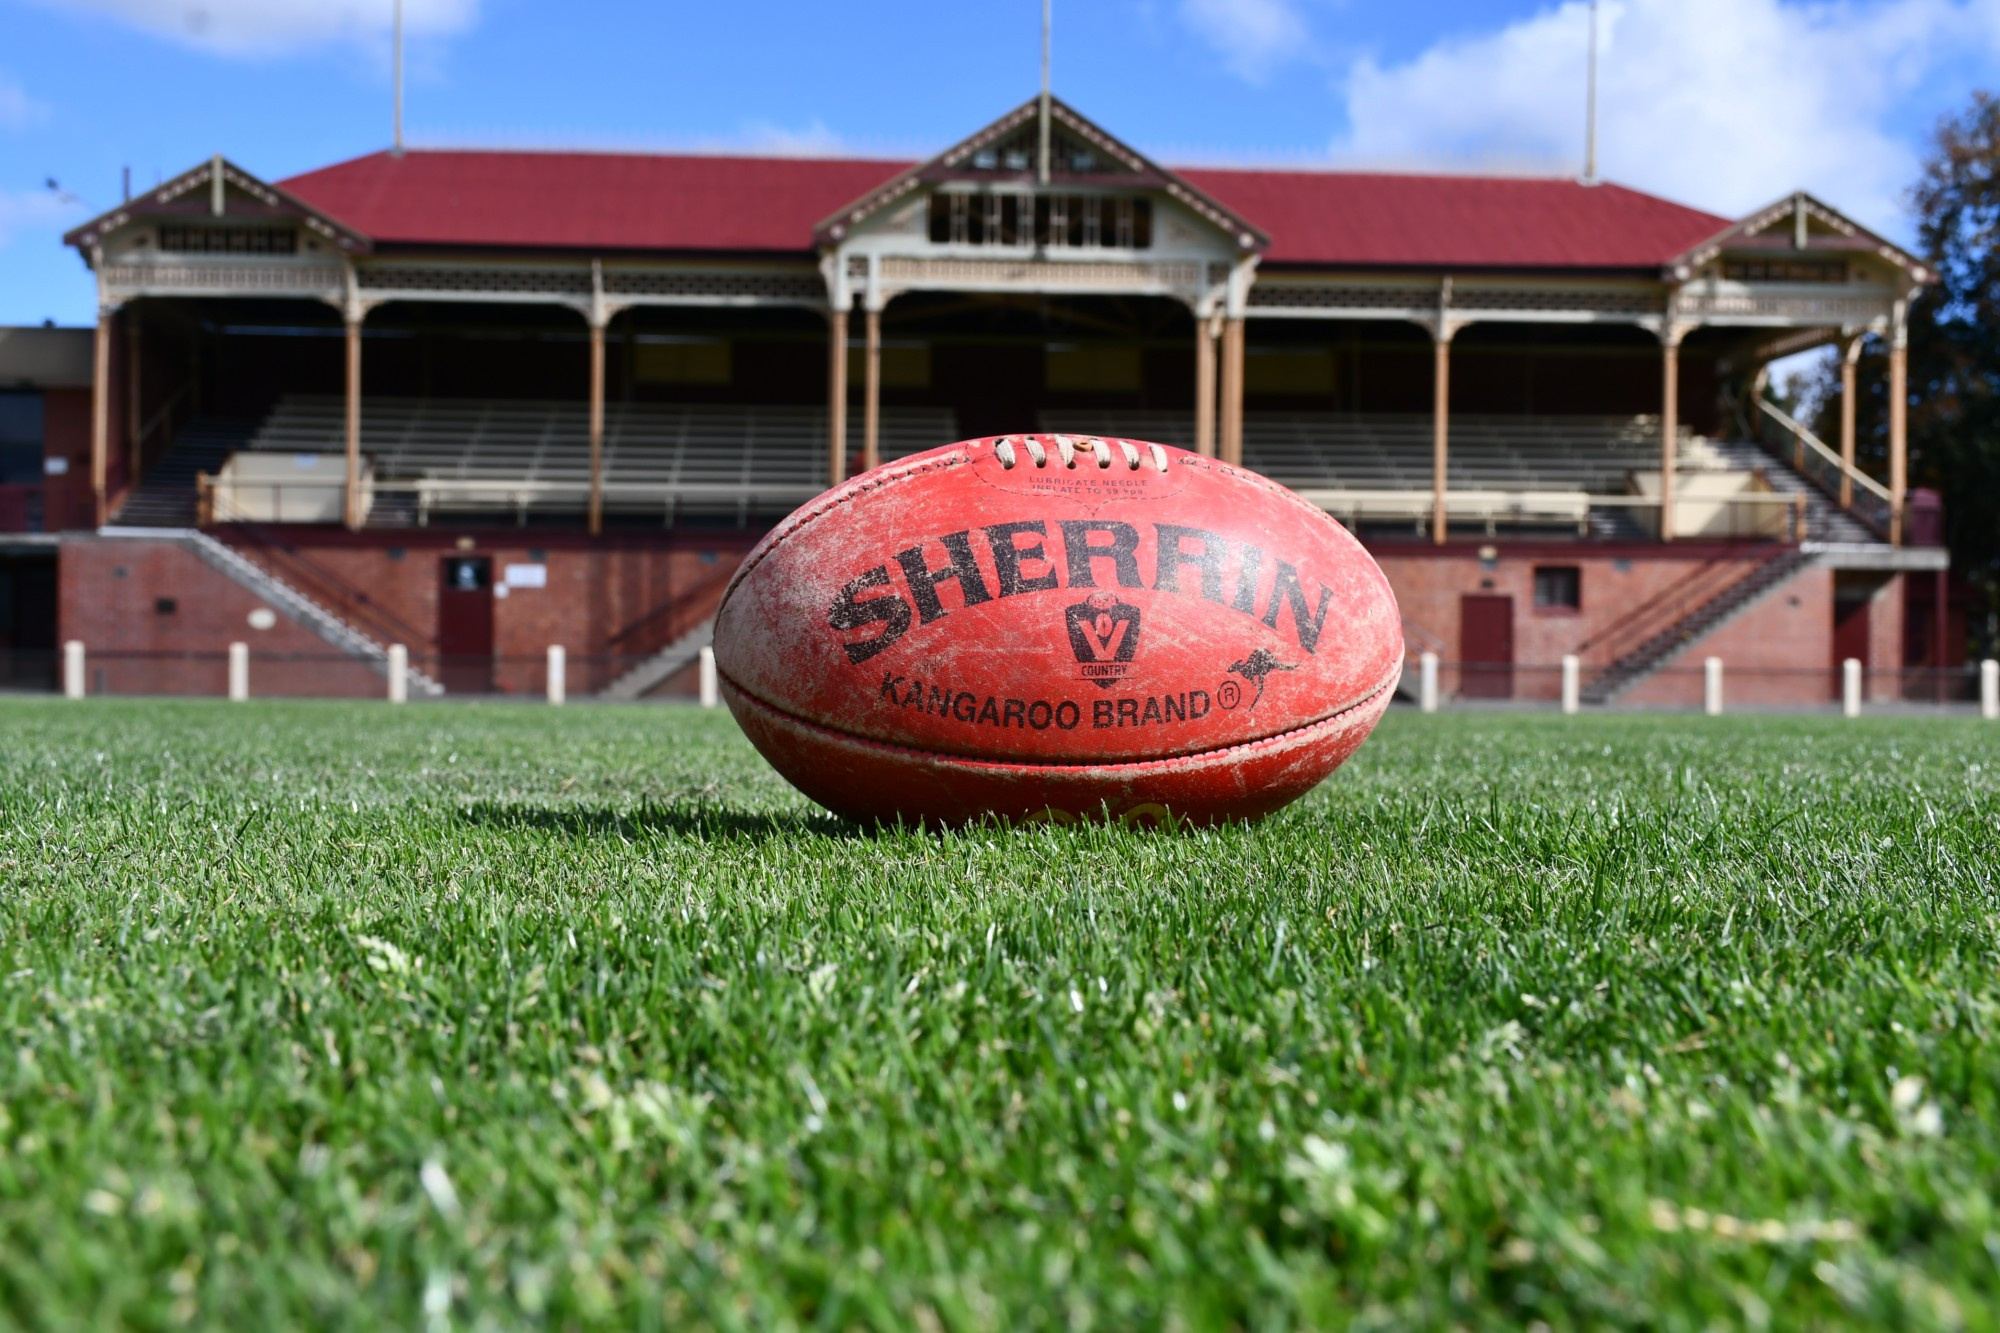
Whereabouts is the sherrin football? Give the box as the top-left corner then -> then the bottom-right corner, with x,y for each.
712,434 -> 1402,827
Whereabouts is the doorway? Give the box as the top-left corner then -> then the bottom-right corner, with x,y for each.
438,555 -> 494,694
1832,573 -> 1882,701
1459,594 -> 1515,699
0,554 -> 57,691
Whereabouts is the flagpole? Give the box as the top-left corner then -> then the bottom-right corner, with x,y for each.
393,0 -> 405,156
1039,0 -> 1052,184
1583,0 -> 1598,182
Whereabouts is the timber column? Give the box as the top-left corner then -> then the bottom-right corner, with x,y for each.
1888,317 -> 1908,546
827,309 -> 850,487
1218,316 -> 1245,466
1431,334 -> 1451,546
862,307 -> 882,473
341,264 -> 366,531
343,314 -> 363,530
90,305 -> 113,527
1659,332 -> 1682,543
587,317 -> 606,535
1838,334 -> 1863,509
1193,312 -> 1217,457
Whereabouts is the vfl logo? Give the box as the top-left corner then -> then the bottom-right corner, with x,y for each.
1065,592 -> 1141,689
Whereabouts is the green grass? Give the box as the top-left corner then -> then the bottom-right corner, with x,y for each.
0,700 -> 1996,1330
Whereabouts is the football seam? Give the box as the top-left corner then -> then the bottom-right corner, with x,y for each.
718,656 -> 1403,774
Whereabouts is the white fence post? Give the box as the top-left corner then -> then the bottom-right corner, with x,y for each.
1419,651 -> 1439,713
547,645 -> 566,705
227,642 -> 249,702
1842,657 -> 1862,718
1704,657 -> 1724,717
62,640 -> 85,700
1560,655 -> 1580,714
1981,659 -> 1998,721
386,644 -> 408,704
699,645 -> 719,708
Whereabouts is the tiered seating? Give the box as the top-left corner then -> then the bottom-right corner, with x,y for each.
244,396 -> 957,524
1041,411 -> 1731,491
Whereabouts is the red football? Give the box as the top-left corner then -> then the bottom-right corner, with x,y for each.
712,434 -> 1402,827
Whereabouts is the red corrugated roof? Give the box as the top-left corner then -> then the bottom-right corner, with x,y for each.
1182,167 -> 1727,269
280,149 -> 1729,269
280,150 -> 905,254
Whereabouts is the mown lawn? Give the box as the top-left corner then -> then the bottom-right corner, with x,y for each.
0,698 -> 1995,1330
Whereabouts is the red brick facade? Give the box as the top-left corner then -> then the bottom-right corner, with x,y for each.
54,529 -> 1904,705
57,530 -> 749,698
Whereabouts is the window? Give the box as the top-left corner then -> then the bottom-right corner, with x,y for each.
157,225 -> 298,255
1722,258 -> 1846,283
926,193 -> 1150,249
1533,566 -> 1582,612
0,392 -> 42,485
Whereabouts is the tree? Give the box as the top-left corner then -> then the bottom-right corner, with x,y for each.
1909,92 -> 2000,646
1803,92 -> 2000,652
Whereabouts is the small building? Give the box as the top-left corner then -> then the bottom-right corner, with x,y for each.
25,95 -> 1948,702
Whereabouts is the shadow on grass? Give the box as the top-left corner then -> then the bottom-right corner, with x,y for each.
459,800 -> 871,843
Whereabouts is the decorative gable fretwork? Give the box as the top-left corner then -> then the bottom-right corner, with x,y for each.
1666,191 -> 1928,284
64,155 -> 370,255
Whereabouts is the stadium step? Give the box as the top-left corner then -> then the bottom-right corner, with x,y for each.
599,619 -> 715,702
99,526 -> 444,698
1702,438 -> 1881,543
112,417 -> 262,528
1580,548 -> 1817,704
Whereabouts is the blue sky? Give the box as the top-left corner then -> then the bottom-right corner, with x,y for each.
3,0 -> 1997,327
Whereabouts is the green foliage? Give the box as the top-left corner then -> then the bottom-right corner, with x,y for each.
0,699 -> 1996,1329
1910,92 -> 2000,620
1805,91 -> 2000,639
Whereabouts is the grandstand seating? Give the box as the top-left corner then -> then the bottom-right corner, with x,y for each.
239,395 -> 956,524
1040,411 -> 1733,492
208,396 -> 1787,535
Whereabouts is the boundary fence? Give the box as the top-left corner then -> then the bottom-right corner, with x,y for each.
27,642 -> 2000,720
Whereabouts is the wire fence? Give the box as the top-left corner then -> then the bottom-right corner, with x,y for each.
17,645 -> 2000,719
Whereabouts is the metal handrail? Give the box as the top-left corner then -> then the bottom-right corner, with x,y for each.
1755,398 -> 1892,503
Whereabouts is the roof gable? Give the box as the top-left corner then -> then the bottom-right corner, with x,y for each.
813,97 -> 1269,252
1668,191 -> 1930,282
65,155 -> 371,255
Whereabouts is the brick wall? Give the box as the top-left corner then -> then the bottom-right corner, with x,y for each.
58,534 -> 382,697
1375,547 -> 1837,705
60,530 -> 751,699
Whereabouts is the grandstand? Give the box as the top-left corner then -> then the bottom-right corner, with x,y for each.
201,396 -> 953,527
4,93 -> 1954,702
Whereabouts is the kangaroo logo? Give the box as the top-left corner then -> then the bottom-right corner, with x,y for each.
1065,592 -> 1142,689
1227,647 -> 1297,708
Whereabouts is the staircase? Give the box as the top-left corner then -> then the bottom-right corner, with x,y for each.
100,527 -> 444,697
1704,439 -> 1879,544
599,620 -> 715,701
112,418 -> 259,528
1581,549 -> 1815,704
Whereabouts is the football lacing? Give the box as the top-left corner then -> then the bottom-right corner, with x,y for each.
994,436 -> 1167,473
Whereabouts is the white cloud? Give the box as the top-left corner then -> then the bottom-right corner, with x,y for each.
1181,0 -> 1312,83
0,76 -> 50,130
736,119 -> 850,157
36,0 -> 479,58
1333,0 -> 2000,231
0,188 -> 84,248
